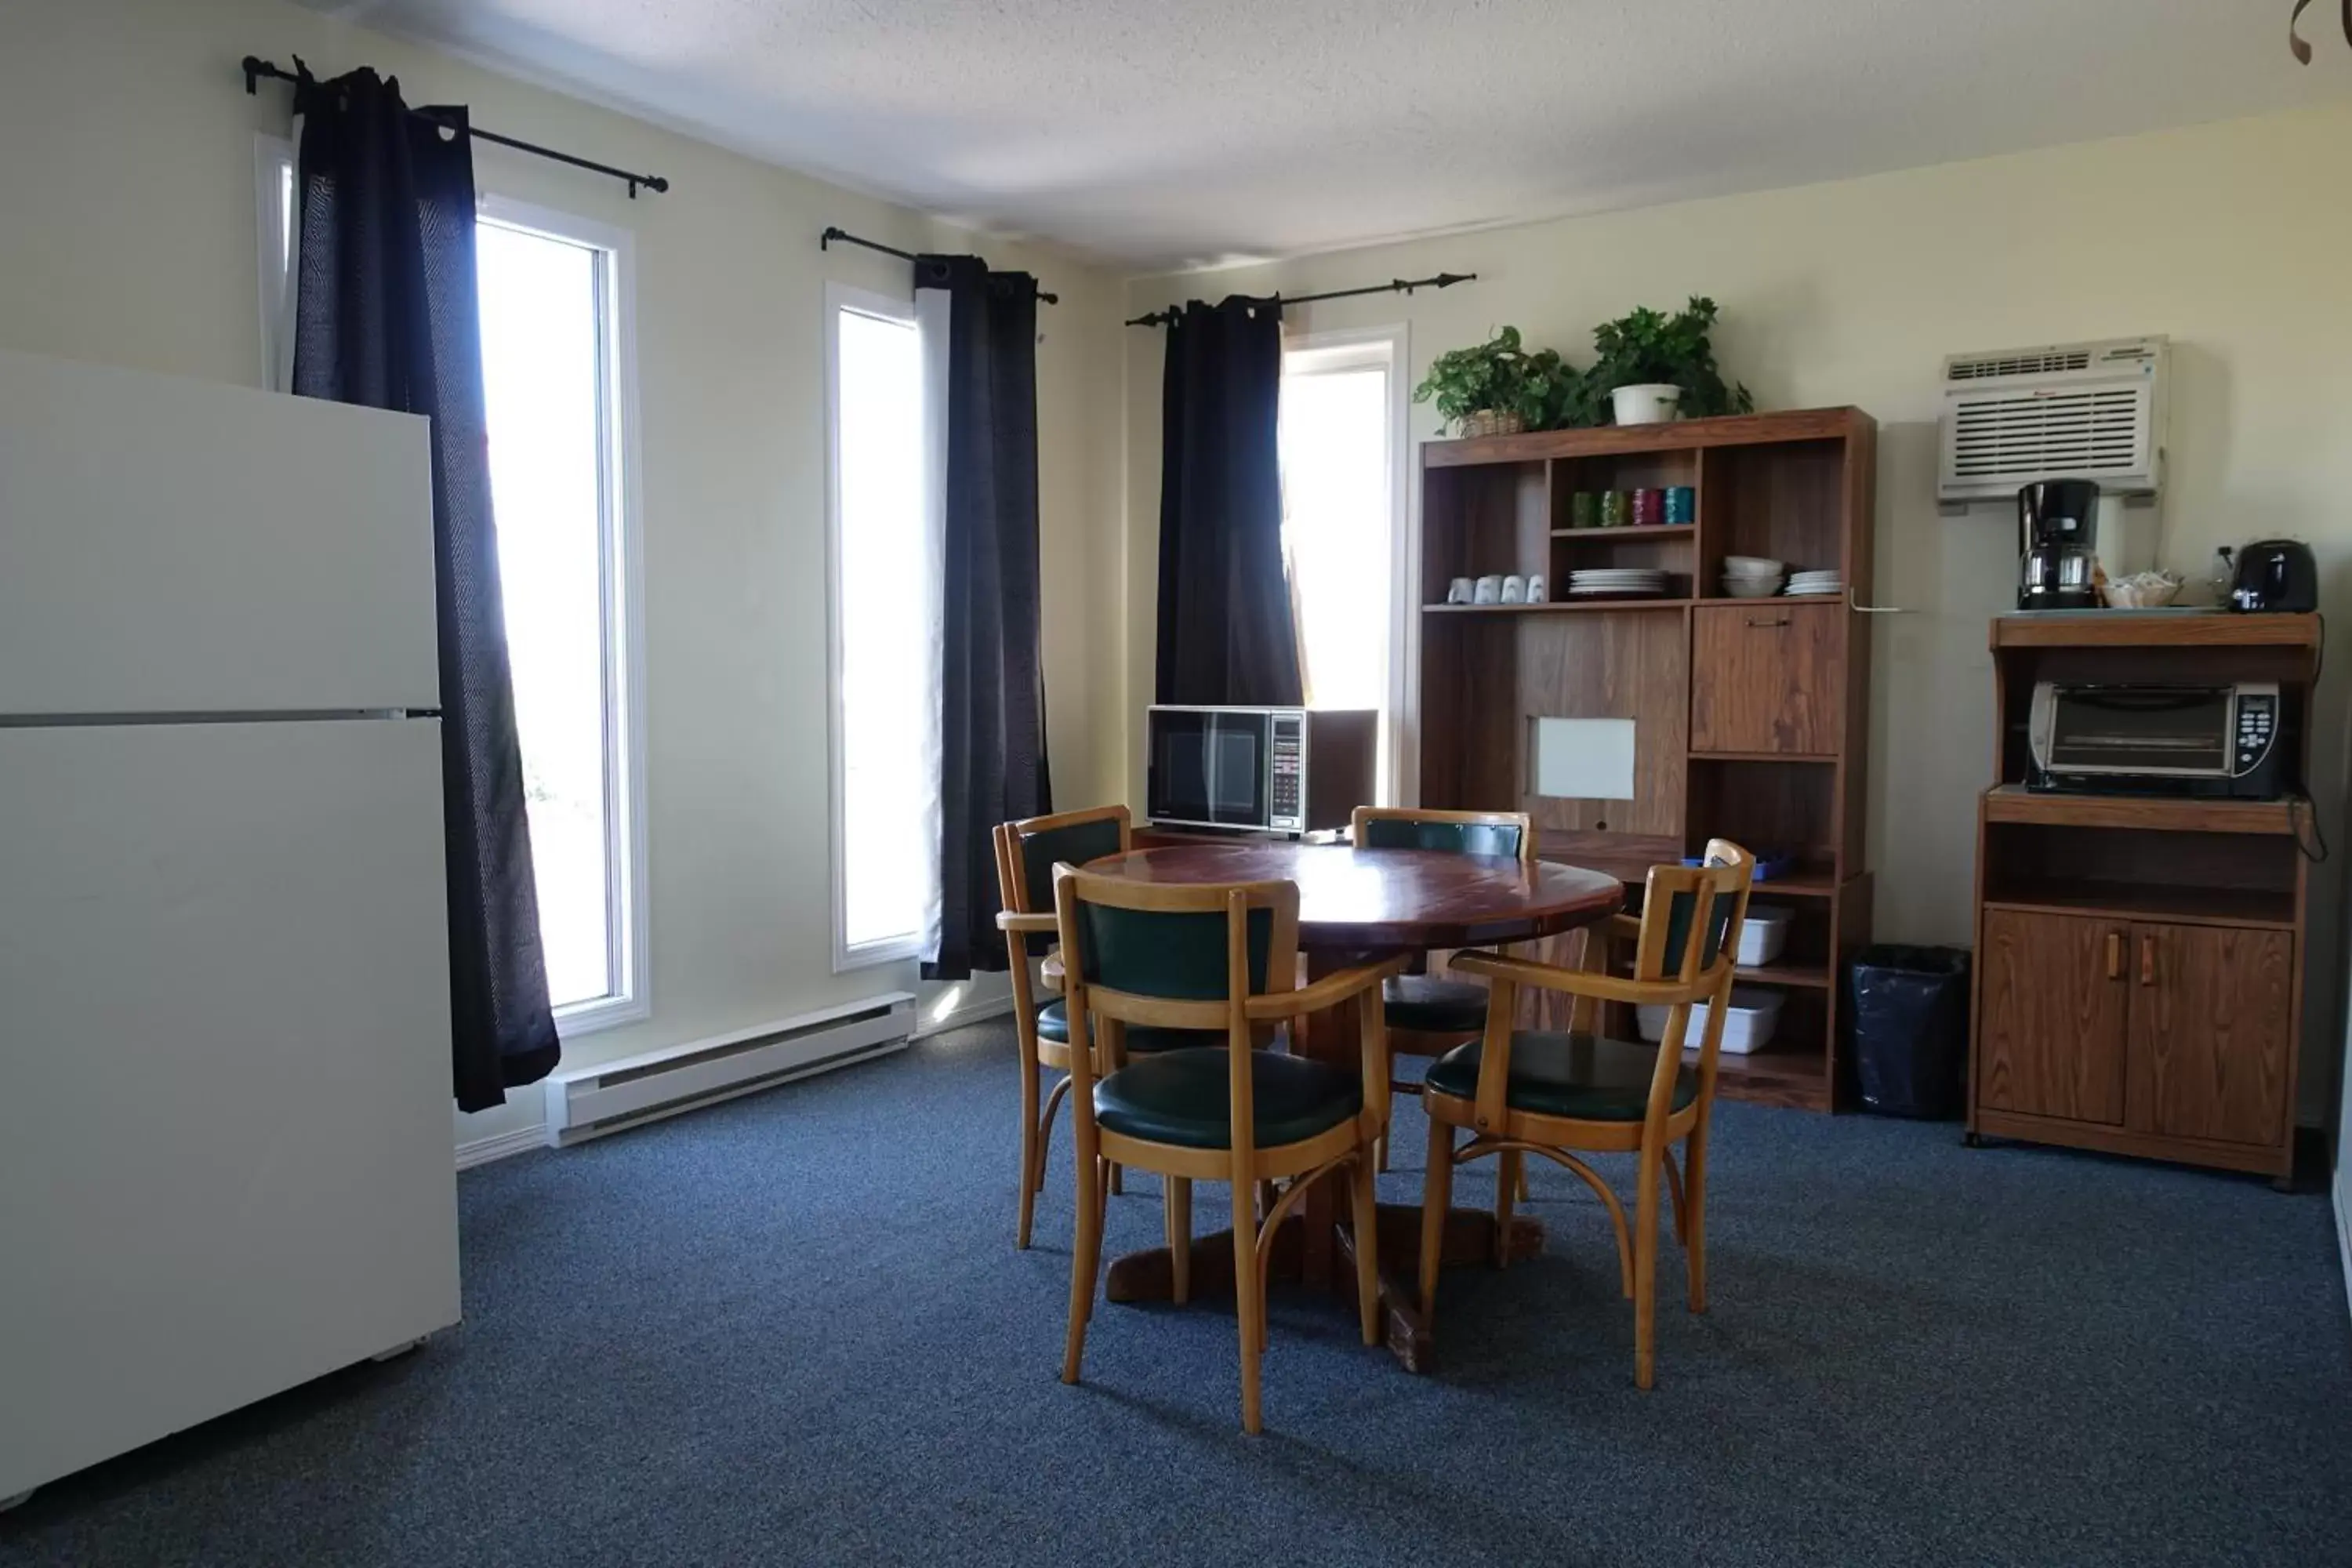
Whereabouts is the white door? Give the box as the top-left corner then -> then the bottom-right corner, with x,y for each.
0,717 -> 458,1499
0,348 -> 438,716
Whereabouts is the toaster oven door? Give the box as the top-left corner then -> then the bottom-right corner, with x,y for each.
2042,686 -> 2231,777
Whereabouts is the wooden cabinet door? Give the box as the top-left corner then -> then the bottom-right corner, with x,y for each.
1976,909 -> 2128,1124
1690,603 -> 1839,754
2125,923 -> 2292,1146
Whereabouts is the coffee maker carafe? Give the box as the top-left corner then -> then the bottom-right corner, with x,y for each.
2017,478 -> 2101,611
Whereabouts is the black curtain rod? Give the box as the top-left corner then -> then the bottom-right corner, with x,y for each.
1124,271 -> 1475,327
820,227 -> 1059,305
243,56 -> 670,199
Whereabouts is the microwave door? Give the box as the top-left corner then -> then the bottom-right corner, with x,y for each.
1205,712 -> 1267,826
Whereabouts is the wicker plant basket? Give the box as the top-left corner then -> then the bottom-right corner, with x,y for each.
1458,408 -> 1526,438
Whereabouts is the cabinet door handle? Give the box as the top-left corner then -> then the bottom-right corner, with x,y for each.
2105,931 -> 2122,980
2138,934 -> 2154,987
1744,614 -> 1791,629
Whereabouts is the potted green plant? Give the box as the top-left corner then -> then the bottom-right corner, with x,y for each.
1582,297 -> 1754,425
1413,327 -> 1575,437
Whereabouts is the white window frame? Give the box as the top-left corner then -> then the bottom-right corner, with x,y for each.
476,194 -> 651,1035
1280,323 -> 1414,804
255,160 -> 650,1035
823,281 -> 932,971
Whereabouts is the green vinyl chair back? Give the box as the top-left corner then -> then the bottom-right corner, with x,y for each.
1630,841 -> 1755,993
1007,806 -> 1131,916
1352,807 -> 1536,864
1075,901 -> 1278,1002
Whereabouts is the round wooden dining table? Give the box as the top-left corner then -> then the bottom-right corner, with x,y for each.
1077,840 -> 1624,1371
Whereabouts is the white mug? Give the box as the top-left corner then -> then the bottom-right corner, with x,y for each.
1446,576 -> 1473,604
1473,575 -> 1503,604
1501,575 -> 1526,604
1526,573 -> 1546,603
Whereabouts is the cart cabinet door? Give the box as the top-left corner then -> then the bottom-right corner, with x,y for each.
2125,922 -> 2292,1146
1690,602 -> 1839,755
1976,909 -> 2128,1125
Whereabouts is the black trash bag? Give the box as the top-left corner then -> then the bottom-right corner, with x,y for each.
1846,945 -> 1972,1119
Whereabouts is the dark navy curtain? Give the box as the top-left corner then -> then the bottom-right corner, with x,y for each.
290,64 -> 560,1109
917,255 -> 1051,981
1154,296 -> 1302,706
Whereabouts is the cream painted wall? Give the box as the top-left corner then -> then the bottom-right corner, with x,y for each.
1120,106 -> 2352,1122
0,0 -> 1127,1151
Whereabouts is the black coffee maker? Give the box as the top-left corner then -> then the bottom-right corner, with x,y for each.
2017,478 -> 2101,611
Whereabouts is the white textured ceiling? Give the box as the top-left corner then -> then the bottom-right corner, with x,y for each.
311,1 -> 2349,270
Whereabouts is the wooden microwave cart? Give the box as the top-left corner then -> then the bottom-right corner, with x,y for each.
1414,407 -> 1876,1111
1966,614 -> 2318,1185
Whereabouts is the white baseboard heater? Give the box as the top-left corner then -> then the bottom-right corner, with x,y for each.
542,992 -> 915,1147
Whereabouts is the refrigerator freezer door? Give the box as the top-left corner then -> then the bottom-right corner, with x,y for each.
0,348 -> 438,716
0,719 -> 459,1499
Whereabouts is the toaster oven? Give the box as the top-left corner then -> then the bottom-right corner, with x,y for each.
2027,681 -> 2283,798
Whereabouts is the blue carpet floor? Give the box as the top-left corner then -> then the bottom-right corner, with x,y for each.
6,1018 -> 2351,1566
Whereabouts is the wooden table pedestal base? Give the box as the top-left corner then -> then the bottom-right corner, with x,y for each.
1102,1201 -> 1544,1374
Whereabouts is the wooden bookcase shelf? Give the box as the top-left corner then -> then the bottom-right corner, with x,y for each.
1967,617 -> 2317,1182
1417,408 -> 1877,1112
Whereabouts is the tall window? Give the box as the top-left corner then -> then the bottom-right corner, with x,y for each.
826,285 -> 935,967
256,146 -> 646,1033
1281,331 -> 1406,799
474,201 -> 644,1026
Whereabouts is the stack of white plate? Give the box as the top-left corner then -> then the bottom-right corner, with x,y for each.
1786,569 -> 1844,598
1720,555 -> 1784,598
1567,568 -> 1668,599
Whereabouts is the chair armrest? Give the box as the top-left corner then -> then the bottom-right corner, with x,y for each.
1449,948 -> 1724,1007
1601,913 -> 1646,944
1243,954 -> 1412,1020
995,910 -> 1058,935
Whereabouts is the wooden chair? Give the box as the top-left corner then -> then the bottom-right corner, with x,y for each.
1417,840 -> 1755,1389
1351,806 -> 1536,1179
993,806 -> 1221,1249
1052,866 -> 1406,1434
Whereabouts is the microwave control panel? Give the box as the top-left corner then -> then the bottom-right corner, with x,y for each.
2234,691 -> 2278,774
1269,713 -> 1305,830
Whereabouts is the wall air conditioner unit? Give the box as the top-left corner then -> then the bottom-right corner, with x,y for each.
1938,336 -> 2167,503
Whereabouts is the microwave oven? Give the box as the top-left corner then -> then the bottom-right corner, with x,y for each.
2027,681 -> 2284,798
1144,706 -> 1377,835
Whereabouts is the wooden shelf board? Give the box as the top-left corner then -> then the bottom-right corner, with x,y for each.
1690,750 -> 1840,764
1540,844 -> 1845,899
1982,882 -> 2297,931
1981,784 -> 2302,836
1552,524 -> 1696,541
1423,598 -> 1690,615
1989,612 -> 2320,650
1422,407 -> 1868,468
1735,963 -> 1834,989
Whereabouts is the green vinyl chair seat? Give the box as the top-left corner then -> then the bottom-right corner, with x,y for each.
1381,974 -> 1491,1036
1033,999 -> 1214,1055
1423,1030 -> 1697,1122
1092,1047 -> 1363,1151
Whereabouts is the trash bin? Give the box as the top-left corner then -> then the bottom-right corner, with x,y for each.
1846,946 -> 1971,1119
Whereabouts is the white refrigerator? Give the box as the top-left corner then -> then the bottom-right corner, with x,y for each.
0,348 -> 462,1502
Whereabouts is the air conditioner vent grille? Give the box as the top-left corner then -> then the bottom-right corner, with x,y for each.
1949,390 -> 2144,479
1947,349 -> 2092,381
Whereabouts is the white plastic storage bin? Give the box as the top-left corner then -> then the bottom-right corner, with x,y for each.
1736,906 -> 1792,967
1637,986 -> 1785,1054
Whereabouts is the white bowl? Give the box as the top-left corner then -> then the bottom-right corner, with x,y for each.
1723,555 -> 1785,575
1721,575 -> 1785,598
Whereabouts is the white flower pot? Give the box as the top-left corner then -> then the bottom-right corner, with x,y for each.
1611,383 -> 1683,425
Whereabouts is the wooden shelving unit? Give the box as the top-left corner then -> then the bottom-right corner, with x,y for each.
1966,613 -> 2321,1182
1414,407 -> 1878,1111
